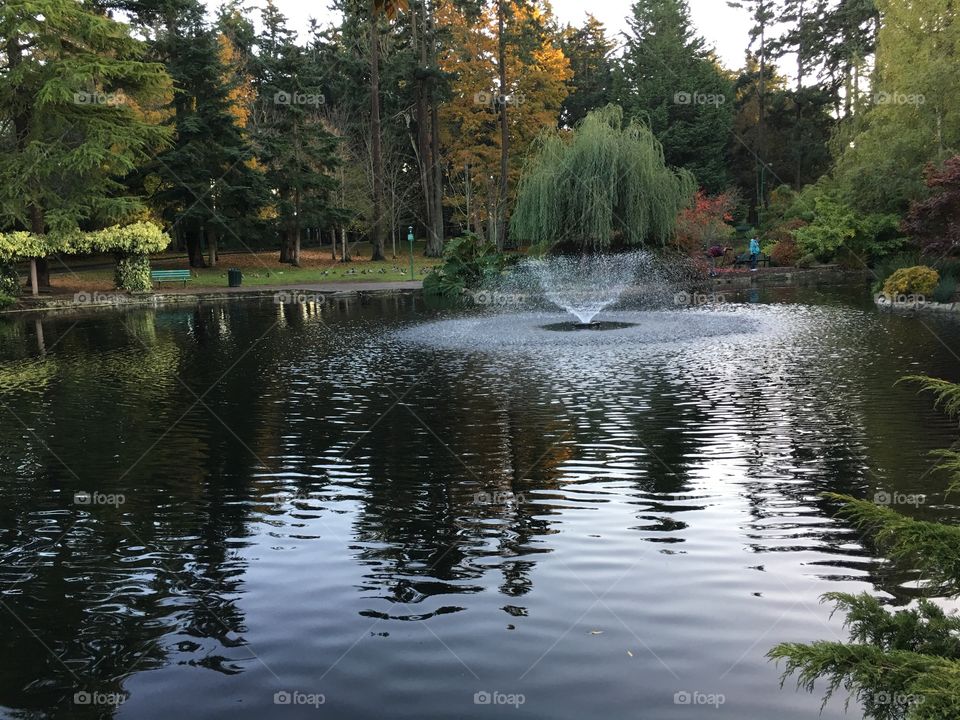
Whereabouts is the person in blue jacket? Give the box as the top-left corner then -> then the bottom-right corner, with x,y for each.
749,237 -> 761,271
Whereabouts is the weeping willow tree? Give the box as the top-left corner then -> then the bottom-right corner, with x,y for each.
510,105 -> 695,252
770,375 -> 960,720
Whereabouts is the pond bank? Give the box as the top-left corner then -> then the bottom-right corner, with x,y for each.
2,266 -> 873,316
873,294 -> 960,315
709,265 -> 870,289
0,280 -> 423,315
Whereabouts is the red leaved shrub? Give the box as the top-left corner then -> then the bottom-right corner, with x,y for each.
902,155 -> 960,256
674,189 -> 740,255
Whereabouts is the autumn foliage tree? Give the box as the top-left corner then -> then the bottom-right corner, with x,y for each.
673,188 -> 739,255
438,0 -> 571,247
902,155 -> 960,258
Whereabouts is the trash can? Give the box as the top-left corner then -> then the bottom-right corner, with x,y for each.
228,268 -> 242,287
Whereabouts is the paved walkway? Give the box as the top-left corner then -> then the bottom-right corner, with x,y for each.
156,279 -> 423,295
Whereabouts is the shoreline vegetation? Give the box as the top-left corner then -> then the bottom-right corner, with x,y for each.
1,262 -> 870,315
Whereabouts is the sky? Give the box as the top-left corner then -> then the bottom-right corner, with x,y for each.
559,0 -> 753,68
223,0 -> 758,71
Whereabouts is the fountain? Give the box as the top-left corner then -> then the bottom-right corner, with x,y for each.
527,252 -> 650,326
404,249 -> 762,352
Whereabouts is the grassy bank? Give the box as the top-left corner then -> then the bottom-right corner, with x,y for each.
33,243 -> 440,294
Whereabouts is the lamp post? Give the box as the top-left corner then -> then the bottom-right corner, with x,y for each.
407,226 -> 415,280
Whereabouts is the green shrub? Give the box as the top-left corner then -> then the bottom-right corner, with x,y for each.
0,263 -> 20,298
796,253 -> 816,269
0,292 -> 15,309
933,274 -> 958,303
791,185 -> 902,262
763,218 -> 807,243
871,252 -> 918,294
761,217 -> 808,268
760,185 -> 800,236
114,254 -> 152,292
423,234 -> 518,298
882,266 -> 939,298
0,221 -> 169,262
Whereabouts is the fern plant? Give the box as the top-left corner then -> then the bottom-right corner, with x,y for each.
423,234 -> 518,298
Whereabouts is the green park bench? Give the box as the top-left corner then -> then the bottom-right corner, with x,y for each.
733,252 -> 770,269
150,269 -> 193,286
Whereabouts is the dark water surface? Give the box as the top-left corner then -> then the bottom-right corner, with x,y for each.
1,287 -> 959,719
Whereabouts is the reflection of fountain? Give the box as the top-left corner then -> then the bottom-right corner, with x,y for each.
527,251 -> 651,324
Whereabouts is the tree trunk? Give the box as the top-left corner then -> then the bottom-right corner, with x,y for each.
291,226 -> 301,267
853,56 -> 860,114
187,228 -> 206,268
794,2 -> 805,190
757,16 -> 767,213
279,187 -> 291,263
293,188 -> 302,266
33,260 -> 50,290
487,182 -> 497,245
496,0 -> 509,250
842,64 -> 852,118
280,225 -> 295,265
10,40 -> 47,295
423,2 -> 444,258
413,2 -> 435,239
465,162 -> 472,235
390,185 -> 397,258
28,205 -> 49,293
429,94 -> 444,255
369,10 -> 387,261
206,226 -> 218,268
29,259 -> 39,297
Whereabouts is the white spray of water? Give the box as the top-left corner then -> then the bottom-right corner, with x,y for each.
526,251 -> 653,324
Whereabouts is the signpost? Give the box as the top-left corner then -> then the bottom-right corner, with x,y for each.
407,226 -> 415,280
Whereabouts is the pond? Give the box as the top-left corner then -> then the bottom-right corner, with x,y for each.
1,287 -> 958,719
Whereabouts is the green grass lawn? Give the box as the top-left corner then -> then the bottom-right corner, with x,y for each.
41,242 -> 441,293
188,259 -> 435,287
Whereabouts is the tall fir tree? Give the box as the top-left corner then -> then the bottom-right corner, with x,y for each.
558,15 -> 615,129
253,1 -> 343,265
727,58 -> 833,219
0,0 -> 171,293
135,0 -> 264,268
616,0 -> 734,193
